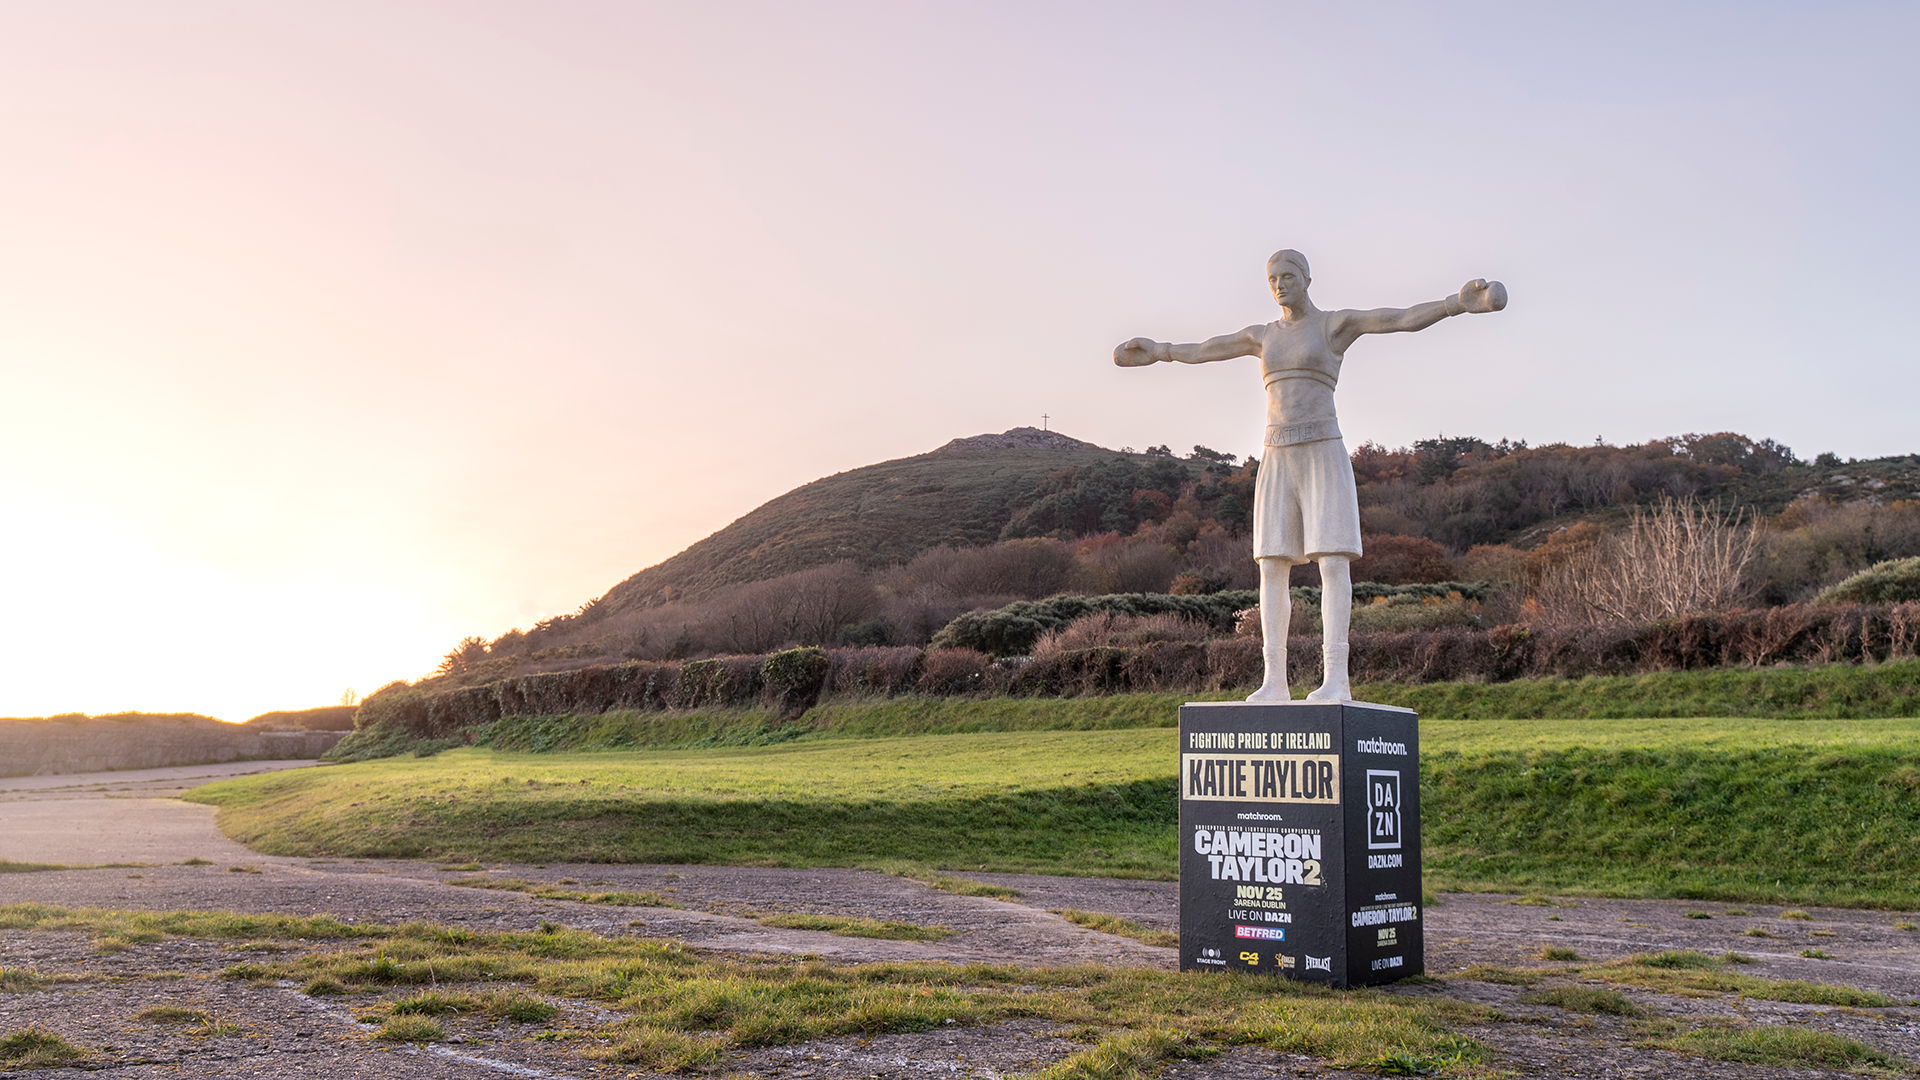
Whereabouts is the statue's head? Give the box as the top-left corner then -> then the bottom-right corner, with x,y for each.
1267,249 -> 1311,306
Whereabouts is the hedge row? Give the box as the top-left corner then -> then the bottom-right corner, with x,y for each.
351,601 -> 1920,741
927,583 -> 1491,657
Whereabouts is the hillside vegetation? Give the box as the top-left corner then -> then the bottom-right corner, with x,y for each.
596,436 -> 1204,609
401,428 -> 1918,696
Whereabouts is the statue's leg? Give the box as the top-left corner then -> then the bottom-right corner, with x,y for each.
1306,554 -> 1353,702
1245,557 -> 1294,702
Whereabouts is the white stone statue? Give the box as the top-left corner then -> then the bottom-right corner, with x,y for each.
1115,249 -> 1506,702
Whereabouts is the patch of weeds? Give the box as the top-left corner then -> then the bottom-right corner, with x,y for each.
924,875 -> 1022,899
303,976 -> 346,996
1519,986 -> 1643,1016
479,990 -> 557,1023
0,860 -> 73,874
0,968 -> 42,993
1536,946 -> 1581,962
1638,951 -> 1722,970
0,902 -> 1519,1075
1361,1035 -> 1486,1077
178,858 -> 214,866
1455,965 -> 1542,985
592,1025 -> 728,1071
194,1018 -> 244,1037
136,1006 -> 210,1024
1544,914 -> 1562,921
1684,911 -> 1713,919
436,863 -> 483,872
1742,927 -> 1777,938
758,913 -> 955,942
1722,952 -> 1756,965
222,962 -> 273,982
1643,1023 -> 1904,1072
1808,929 -> 1838,937
1781,909 -> 1813,921
1031,1030 -> 1219,1080
390,991 -> 469,1016
873,863 -> 1025,899
447,877 -> 678,908
1500,894 -> 1569,907
226,866 -> 261,874
1799,948 -> 1835,960
1053,909 -> 1177,948
1897,921 -> 1919,932
0,1026 -> 87,1068
375,1015 -> 444,1043
1746,981 -> 1890,1006
1591,954 -> 1889,1006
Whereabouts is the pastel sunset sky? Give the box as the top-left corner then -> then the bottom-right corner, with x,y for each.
3,2 -> 1914,720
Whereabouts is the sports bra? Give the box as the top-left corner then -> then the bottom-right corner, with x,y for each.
1259,311 -> 1342,392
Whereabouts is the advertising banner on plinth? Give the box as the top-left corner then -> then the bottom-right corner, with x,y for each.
1178,700 -> 1422,988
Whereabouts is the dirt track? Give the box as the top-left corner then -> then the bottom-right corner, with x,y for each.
3,762 -> 1919,1077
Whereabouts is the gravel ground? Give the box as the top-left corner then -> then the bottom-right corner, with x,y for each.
3,762 -> 1918,1077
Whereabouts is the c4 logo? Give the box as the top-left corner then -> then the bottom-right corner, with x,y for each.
1239,951 -> 1260,965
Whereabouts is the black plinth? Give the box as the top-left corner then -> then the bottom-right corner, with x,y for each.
1177,700 -> 1422,988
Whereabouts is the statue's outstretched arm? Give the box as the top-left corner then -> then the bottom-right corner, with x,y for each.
1114,326 -> 1263,368
1330,279 -> 1507,353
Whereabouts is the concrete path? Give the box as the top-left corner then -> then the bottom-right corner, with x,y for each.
0,759 -> 320,865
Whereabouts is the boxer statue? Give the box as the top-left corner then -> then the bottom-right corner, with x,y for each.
1116,250 -> 1506,701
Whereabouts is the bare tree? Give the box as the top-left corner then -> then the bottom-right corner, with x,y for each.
1533,497 -> 1760,623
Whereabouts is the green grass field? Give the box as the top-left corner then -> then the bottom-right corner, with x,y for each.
187,701 -> 1920,907
194,730 -> 1180,876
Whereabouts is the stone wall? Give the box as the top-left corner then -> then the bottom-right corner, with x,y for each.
0,715 -> 349,778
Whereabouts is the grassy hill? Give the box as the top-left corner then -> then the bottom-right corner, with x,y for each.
594,434 -> 1203,611
595,433 -> 1919,615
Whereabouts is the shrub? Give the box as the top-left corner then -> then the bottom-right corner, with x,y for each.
1815,557 -> 1920,605
1348,593 -> 1484,634
1168,566 -> 1235,595
1033,612 -> 1211,657
354,684 -> 429,733
917,649 -> 990,695
931,591 -> 1257,657
827,647 -> 923,697
900,538 -> 1077,599
762,647 -> 831,715
673,657 -> 764,708
1351,534 -> 1458,584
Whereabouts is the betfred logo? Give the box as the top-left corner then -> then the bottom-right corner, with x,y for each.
1234,925 -> 1286,941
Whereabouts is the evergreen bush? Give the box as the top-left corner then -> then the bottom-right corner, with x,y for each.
1816,557 -> 1920,605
